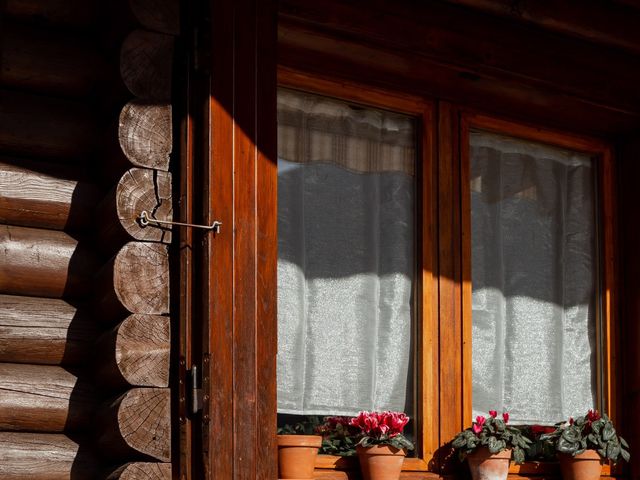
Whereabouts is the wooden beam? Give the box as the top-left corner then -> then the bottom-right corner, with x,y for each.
3,0 -> 97,29
97,387 -> 171,462
94,242 -> 170,324
0,89 -> 95,160
0,432 -> 100,480
96,168 -> 172,255
279,0 -> 640,121
0,294 -> 96,365
279,20 -> 640,137
107,462 -> 171,480
0,158 -> 101,231
0,363 -> 95,432
121,30 -> 174,101
0,23 -> 104,97
96,314 -> 170,390
441,0 -> 640,56
0,225 -> 98,299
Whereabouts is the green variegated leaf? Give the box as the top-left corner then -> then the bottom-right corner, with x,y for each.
621,448 -> 631,462
602,423 -> 615,441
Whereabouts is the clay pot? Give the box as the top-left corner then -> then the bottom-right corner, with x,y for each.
356,444 -> 406,480
559,449 -> 604,480
466,447 -> 511,480
277,434 -> 322,479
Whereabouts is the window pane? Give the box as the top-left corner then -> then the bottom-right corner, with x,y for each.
276,89 -> 416,417
470,131 -> 598,425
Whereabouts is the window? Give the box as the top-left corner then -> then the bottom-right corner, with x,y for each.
276,88 -> 417,418
274,71 -> 617,475
461,114 -> 618,473
469,130 -> 599,424
276,70 -> 437,472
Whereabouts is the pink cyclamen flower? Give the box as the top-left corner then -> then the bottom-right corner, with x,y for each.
502,412 -> 509,423
489,410 -> 497,418
472,415 -> 486,435
476,415 -> 486,426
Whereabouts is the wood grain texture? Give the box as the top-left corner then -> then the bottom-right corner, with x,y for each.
0,363 -> 95,432
3,0 -> 97,29
120,101 -> 173,172
278,19 -> 640,138
0,432 -> 100,480
0,23 -> 103,97
120,30 -> 174,101
0,225 -> 97,299
96,168 -> 172,254
0,90 -> 95,160
96,314 -> 170,390
129,0 -> 180,35
437,102 -> 463,473
0,294 -> 96,365
97,387 -> 171,462
280,0 -> 640,115
442,0 -> 640,56
107,462 -> 171,479
0,159 -> 100,231
94,242 -> 170,323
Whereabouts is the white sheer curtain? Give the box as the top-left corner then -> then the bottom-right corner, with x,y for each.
277,89 -> 416,416
470,131 -> 598,425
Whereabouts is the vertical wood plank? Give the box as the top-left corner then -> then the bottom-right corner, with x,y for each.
256,0 -> 279,478
437,101 -> 463,473
205,0 -> 278,478
459,116 -> 473,429
207,0 -> 234,478
420,106 -> 440,467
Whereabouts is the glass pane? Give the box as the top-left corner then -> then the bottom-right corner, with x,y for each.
276,89 -> 417,420
470,130 -> 598,425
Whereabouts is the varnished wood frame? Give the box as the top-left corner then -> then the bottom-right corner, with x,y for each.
459,112 -> 619,476
277,67 -> 439,475
204,0 -> 278,478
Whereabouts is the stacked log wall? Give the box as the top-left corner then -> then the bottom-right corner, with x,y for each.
0,1 -> 177,478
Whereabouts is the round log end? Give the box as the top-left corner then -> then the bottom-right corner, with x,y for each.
115,314 -> 170,388
114,242 -> 170,315
119,101 -> 173,172
120,30 -> 174,101
107,462 -> 171,480
117,388 -> 171,462
116,168 -> 173,243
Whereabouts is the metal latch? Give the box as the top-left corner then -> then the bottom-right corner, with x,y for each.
190,365 -> 203,414
138,210 -> 222,233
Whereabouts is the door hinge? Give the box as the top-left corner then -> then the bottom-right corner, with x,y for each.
189,365 -> 203,414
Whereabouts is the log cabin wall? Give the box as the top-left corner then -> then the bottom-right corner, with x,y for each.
0,0 -> 178,478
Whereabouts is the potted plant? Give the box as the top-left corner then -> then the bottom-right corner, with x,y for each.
349,411 -> 414,480
542,410 -> 629,480
452,410 -> 531,480
316,416 -> 359,457
277,418 -> 323,479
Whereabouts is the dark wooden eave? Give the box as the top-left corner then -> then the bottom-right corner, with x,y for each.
279,0 -> 640,138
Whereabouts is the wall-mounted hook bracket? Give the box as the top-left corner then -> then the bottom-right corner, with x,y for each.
138,210 -> 222,233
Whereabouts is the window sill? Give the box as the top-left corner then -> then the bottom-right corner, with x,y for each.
314,455 -> 618,478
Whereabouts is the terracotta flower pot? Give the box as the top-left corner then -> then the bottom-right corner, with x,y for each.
277,434 -> 322,479
466,447 -> 511,480
559,449 -> 604,480
356,444 -> 406,480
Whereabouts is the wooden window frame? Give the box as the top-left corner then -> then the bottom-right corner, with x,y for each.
459,112 -> 619,477
277,67 -> 440,475
273,70 -> 619,479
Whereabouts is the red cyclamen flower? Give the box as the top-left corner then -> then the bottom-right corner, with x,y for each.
586,409 -> 601,422
502,412 -> 509,423
489,410 -> 497,418
472,415 -> 486,435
